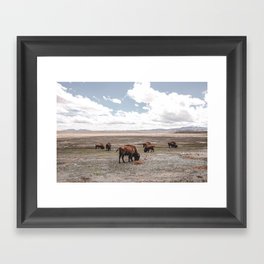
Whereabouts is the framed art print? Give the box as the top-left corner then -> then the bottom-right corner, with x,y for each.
17,36 -> 246,227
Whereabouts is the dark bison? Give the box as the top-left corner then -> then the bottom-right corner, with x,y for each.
144,145 -> 155,152
106,142 -> 111,151
95,143 -> 104,149
168,141 -> 178,148
116,144 -> 140,163
143,142 -> 151,148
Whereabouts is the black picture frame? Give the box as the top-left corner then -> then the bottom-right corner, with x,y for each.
17,36 -> 246,228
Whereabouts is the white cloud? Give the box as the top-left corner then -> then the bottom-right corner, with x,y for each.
57,82 -> 207,131
142,106 -> 150,111
57,84 -> 113,130
103,96 -> 122,104
203,90 -> 208,104
127,82 -> 207,127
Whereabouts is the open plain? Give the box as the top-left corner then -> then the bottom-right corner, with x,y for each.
57,131 -> 207,182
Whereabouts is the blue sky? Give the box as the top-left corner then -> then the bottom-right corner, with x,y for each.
58,82 -> 206,113
57,82 -> 207,131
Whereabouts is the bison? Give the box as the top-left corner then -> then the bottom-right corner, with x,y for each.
168,141 -> 178,148
106,142 -> 111,151
95,143 -> 105,149
144,145 -> 155,152
116,144 -> 140,163
143,142 -> 151,148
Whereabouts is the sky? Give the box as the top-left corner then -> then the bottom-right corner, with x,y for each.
57,82 -> 207,131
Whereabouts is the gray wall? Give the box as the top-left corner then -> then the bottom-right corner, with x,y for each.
0,0 -> 263,263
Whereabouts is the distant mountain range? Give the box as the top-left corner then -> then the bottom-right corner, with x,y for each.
172,126 -> 207,132
58,126 -> 207,133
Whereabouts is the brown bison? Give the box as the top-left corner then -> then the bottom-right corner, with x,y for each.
116,144 -> 140,163
143,142 -> 151,148
144,145 -> 155,152
168,141 -> 178,148
106,142 -> 111,151
95,143 -> 105,149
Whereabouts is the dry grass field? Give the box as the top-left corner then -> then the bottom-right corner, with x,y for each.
57,131 -> 207,183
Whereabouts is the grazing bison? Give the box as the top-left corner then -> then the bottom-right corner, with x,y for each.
116,144 -> 140,163
143,142 -> 151,148
106,142 -> 111,151
95,143 -> 105,149
144,145 -> 155,152
168,141 -> 178,148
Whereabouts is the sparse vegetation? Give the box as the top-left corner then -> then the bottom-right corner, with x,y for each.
57,131 -> 207,182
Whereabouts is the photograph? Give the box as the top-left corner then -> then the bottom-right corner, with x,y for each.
18,36 -> 246,228
57,81 -> 208,183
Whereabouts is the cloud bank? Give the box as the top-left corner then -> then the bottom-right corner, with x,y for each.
57,82 -> 207,131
